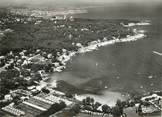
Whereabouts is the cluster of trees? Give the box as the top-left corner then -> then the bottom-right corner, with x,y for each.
82,97 -> 102,112
60,104 -> 80,117
0,70 -> 22,95
82,97 -> 128,117
0,70 -> 29,98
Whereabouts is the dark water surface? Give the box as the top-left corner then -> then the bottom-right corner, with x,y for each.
50,4 -> 162,94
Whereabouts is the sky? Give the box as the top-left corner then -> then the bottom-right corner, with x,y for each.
0,0 -> 161,8
0,0 -> 161,5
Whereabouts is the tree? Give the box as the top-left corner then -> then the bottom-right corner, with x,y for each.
84,105 -> 93,111
93,102 -> 102,111
102,104 -> 111,117
33,73 -> 42,81
0,59 -> 5,67
0,84 -> 9,95
85,97 -> 94,105
31,64 -> 44,72
116,99 -> 124,116
70,104 -> 80,114
111,106 -> 121,117
116,99 -> 122,107
44,64 -> 53,73
59,101 -> 66,108
90,98 -> 94,105
20,69 -> 30,77
41,88 -> 50,94
82,99 -> 86,106
13,95 -> 21,105
65,93 -> 73,98
85,97 -> 91,105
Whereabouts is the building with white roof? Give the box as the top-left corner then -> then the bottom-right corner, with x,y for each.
2,105 -> 25,116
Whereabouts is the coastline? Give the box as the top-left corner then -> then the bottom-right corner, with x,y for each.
48,21 -> 152,101
52,25 -> 148,74
1,13 -> 150,101
122,21 -> 151,27
49,26 -> 148,104
0,19 -> 150,102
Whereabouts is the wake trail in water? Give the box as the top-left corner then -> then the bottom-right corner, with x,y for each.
153,51 -> 162,56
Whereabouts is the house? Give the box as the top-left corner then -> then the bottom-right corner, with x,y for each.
2,105 -> 25,116
4,94 -> 13,101
27,86 -> 36,90
24,77 -> 33,85
12,89 -> 32,97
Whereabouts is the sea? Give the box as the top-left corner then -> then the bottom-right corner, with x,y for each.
49,3 -> 162,111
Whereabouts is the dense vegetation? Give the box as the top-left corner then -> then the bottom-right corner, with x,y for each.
0,9 -> 133,52
36,101 -> 66,117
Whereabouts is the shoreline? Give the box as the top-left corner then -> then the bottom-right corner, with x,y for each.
51,27 -> 147,74
75,90 -> 129,107
0,20 -> 150,101
122,21 -> 151,27
48,26 -> 148,96
48,21 -> 151,99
